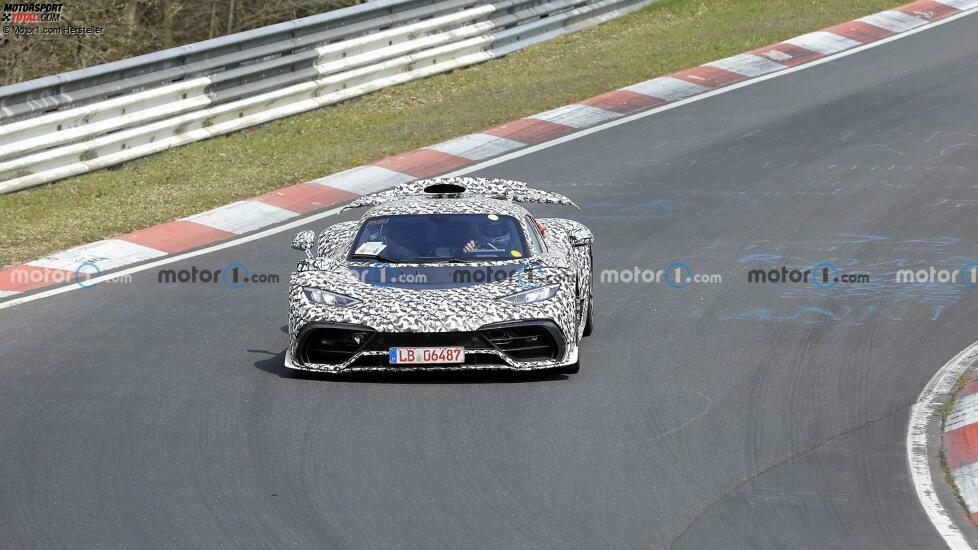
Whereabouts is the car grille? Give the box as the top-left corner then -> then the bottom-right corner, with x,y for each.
362,331 -> 492,351
299,326 -> 497,367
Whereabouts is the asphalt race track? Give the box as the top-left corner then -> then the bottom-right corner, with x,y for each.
3,14 -> 978,550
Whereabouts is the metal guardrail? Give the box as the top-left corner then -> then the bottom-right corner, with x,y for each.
0,0 -> 658,193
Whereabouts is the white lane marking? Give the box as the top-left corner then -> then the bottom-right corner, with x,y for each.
0,290 -> 20,297
529,104 -> 621,128
0,7 -> 975,312
623,76 -> 710,101
705,53 -> 787,77
27,239 -> 166,272
425,133 -> 526,160
310,165 -> 414,194
946,392 -> 978,432
860,11 -> 930,33
786,31 -> 863,55
953,461 -> 978,517
907,341 -> 978,550
181,200 -> 298,234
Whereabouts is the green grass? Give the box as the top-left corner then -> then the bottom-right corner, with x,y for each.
0,0 -> 900,268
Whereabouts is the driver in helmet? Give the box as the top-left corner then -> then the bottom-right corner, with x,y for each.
463,217 -> 512,253
361,219 -> 419,259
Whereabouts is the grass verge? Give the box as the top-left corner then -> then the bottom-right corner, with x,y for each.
0,0 -> 900,267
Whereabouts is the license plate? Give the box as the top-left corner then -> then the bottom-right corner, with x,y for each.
389,347 -> 465,365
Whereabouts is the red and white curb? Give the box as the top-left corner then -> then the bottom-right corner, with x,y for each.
908,343 -> 978,549
947,376 -> 978,523
1,0 -> 975,297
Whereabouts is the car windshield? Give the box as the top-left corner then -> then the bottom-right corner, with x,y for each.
349,214 -> 529,262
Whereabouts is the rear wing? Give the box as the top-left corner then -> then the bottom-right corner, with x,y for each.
341,177 -> 579,210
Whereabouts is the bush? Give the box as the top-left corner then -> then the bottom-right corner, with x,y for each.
0,0 -> 362,86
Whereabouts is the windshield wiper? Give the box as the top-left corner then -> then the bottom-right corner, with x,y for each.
350,253 -> 403,263
410,256 -> 474,263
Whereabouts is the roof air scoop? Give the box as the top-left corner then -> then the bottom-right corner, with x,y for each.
423,182 -> 467,196
342,176 -> 579,210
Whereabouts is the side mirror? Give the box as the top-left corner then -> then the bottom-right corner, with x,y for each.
568,228 -> 593,247
291,230 -> 316,258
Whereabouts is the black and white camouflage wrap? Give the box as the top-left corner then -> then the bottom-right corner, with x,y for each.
285,178 -> 593,373
539,217 -> 594,340
342,176 -> 579,210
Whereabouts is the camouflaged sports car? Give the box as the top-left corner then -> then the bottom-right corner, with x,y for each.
285,176 -> 593,375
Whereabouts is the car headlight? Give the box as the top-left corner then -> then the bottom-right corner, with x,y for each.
497,284 -> 560,305
302,287 -> 360,307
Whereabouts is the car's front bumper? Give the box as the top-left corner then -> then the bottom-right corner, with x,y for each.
284,320 -> 577,373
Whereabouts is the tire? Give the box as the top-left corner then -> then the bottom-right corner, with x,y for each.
582,294 -> 593,337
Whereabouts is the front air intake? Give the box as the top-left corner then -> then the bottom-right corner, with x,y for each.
479,321 -> 564,362
298,324 -> 374,365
